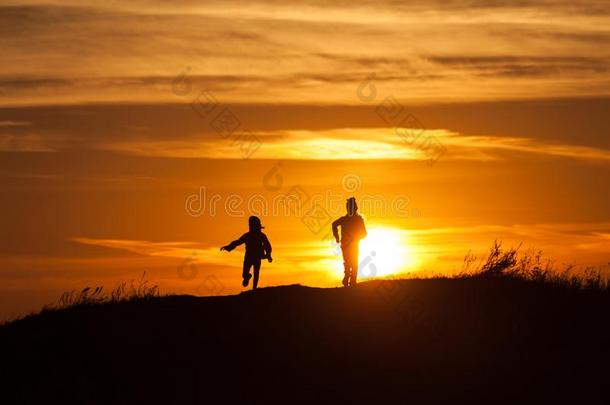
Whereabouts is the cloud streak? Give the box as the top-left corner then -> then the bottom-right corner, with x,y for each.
1,1 -> 609,105
50,127 -> 610,163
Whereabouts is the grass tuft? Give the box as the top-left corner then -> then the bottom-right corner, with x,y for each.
46,272 -> 160,311
459,240 -> 609,290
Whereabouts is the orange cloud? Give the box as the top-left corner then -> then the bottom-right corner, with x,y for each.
1,1 -> 609,105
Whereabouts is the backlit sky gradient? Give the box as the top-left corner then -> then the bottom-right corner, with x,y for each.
1,0 -> 610,320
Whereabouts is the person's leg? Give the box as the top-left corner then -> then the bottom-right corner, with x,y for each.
341,248 -> 350,287
242,257 -> 253,287
348,247 -> 359,286
252,259 -> 261,290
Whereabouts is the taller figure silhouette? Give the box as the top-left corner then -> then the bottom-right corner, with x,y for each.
332,197 -> 367,287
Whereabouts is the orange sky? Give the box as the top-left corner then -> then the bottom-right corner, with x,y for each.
1,0 -> 610,321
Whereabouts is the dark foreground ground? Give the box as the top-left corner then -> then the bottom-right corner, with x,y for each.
1,277 -> 609,404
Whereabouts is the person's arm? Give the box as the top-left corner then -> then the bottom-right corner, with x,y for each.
332,217 -> 343,243
220,233 -> 247,252
262,234 -> 272,262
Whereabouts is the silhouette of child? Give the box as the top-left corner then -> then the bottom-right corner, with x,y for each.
221,216 -> 272,289
332,197 -> 367,287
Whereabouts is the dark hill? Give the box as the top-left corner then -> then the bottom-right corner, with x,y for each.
1,278 -> 609,404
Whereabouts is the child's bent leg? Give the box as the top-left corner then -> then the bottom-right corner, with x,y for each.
242,259 -> 251,279
242,259 -> 253,287
252,259 -> 261,289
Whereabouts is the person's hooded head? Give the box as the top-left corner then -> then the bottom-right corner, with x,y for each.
248,215 -> 264,232
346,197 -> 358,216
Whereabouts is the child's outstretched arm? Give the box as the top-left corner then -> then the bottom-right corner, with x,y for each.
263,234 -> 272,262
220,234 -> 246,252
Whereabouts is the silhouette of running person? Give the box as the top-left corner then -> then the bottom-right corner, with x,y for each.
332,197 -> 367,287
221,216 -> 272,290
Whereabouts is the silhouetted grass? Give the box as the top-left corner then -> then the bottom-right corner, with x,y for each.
46,272 -> 160,311
459,240 -> 609,290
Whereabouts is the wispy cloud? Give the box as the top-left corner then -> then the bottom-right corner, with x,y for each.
99,127 -> 610,163
70,237 -> 227,265
0,133 -> 58,152
1,1 -> 609,105
69,237 -> 327,272
0,121 -> 32,127
442,133 -> 610,162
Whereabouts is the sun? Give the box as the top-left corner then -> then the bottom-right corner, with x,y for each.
357,227 -> 416,278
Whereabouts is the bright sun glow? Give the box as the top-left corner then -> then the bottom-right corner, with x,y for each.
329,227 -> 417,279
358,227 -> 416,277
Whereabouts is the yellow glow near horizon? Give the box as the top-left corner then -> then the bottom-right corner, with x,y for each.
328,227 -> 417,279
359,227 -> 416,278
